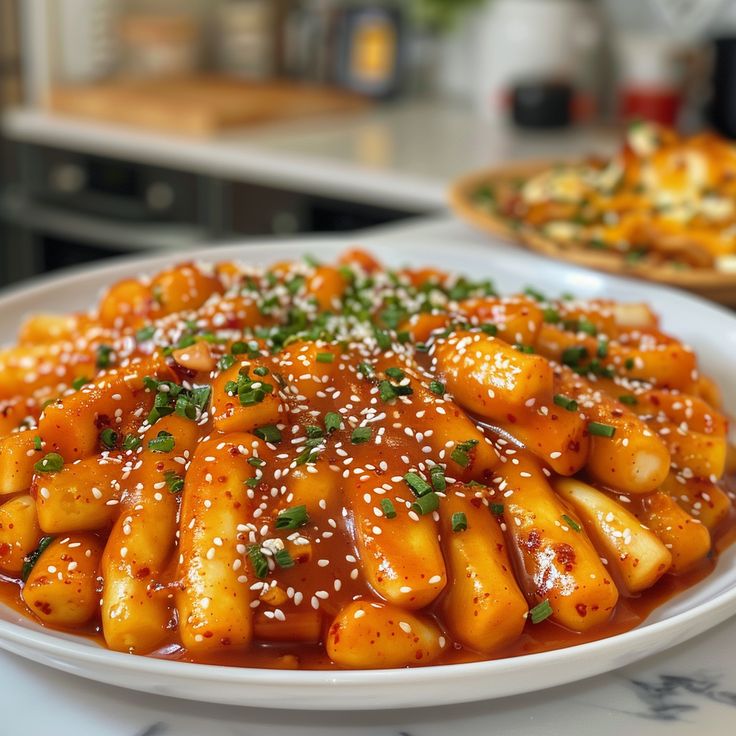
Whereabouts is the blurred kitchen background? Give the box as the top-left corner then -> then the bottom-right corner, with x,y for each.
2,0 -> 736,286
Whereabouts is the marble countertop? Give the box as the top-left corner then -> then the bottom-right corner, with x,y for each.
2,104 -> 617,211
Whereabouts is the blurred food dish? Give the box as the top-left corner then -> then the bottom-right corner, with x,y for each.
451,122 -> 736,305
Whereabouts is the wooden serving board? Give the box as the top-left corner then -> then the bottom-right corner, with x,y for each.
48,75 -> 370,137
450,162 -> 736,307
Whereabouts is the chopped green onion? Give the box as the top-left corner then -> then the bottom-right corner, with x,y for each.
253,365 -> 269,376
524,287 -> 547,302
71,376 -> 90,391
490,503 -> 505,515
403,472 -> 432,497
351,427 -> 372,444
218,354 -> 236,371
514,343 -> 535,354
480,323 -> 498,336
316,352 -> 334,364
450,439 -> 478,468
411,492 -> 439,516
148,431 -> 175,453
325,412 -> 342,433
21,536 -> 54,581
561,514 -> 581,532
274,548 -> 295,569
254,424 -> 281,443
231,341 -> 248,355
275,504 -> 309,530
588,421 -> 616,438
451,512 -> 468,532
619,394 -> 638,406
33,436 -> 42,451
597,339 -> 609,358
428,380 -> 445,396
247,545 -> 268,579
33,453 -> 64,474
96,344 -> 114,369
245,477 -> 259,488
247,456 -> 265,467
429,465 -> 446,491
378,380 -> 398,402
529,599 -> 553,624
357,362 -> 374,378
380,498 -> 397,519
624,357 -> 635,370
305,425 -> 323,439
385,367 -> 405,381
577,318 -> 597,336
165,471 -> 184,494
99,428 -> 118,449
542,307 -> 561,324
122,434 -> 141,451
553,394 -> 578,412
562,346 -> 588,366
136,325 -> 155,342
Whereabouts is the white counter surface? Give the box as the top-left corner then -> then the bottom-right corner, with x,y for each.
2,104 -> 617,211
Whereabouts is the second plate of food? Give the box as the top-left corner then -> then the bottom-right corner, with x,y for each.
450,122 -> 736,306
0,230 -> 734,709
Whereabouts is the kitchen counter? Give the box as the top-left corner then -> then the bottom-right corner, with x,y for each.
2,103 -> 617,211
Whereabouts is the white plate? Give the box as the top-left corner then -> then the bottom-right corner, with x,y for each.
1,224 -> 736,710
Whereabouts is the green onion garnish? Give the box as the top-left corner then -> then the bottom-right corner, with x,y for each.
122,433 -> 141,451
385,367 -> 405,381
165,471 -> 184,494
624,357 -> 635,370
253,365 -> 269,376
357,362 -> 374,378
99,428 -> 118,450
21,536 -> 54,581
542,307 -> 561,324
247,545 -> 268,579
275,504 -> 309,530
33,452 -> 64,474
588,421 -> 616,438
71,376 -> 90,391
33,436 -> 42,451
274,548 -> 295,569
529,599 -> 553,624
619,394 -> 638,406
96,344 -> 114,369
451,512 -> 468,532
562,346 -> 588,366
428,380 -> 445,396
480,323 -> 498,336
450,439 -> 478,468
351,427 -> 372,444
597,339 -> 608,358
316,352 -> 334,364
553,394 -> 578,412
254,424 -> 282,443
430,465 -> 446,491
218,354 -> 236,371
148,431 -> 175,453
411,492 -> 439,516
490,503 -> 505,515
561,514 -> 581,532
403,472 -> 432,497
135,325 -> 155,342
380,498 -> 397,519
325,412 -> 342,433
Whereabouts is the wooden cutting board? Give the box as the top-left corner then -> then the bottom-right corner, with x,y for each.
48,75 -> 370,137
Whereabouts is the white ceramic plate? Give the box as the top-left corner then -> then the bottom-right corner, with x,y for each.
1,226 -> 736,710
